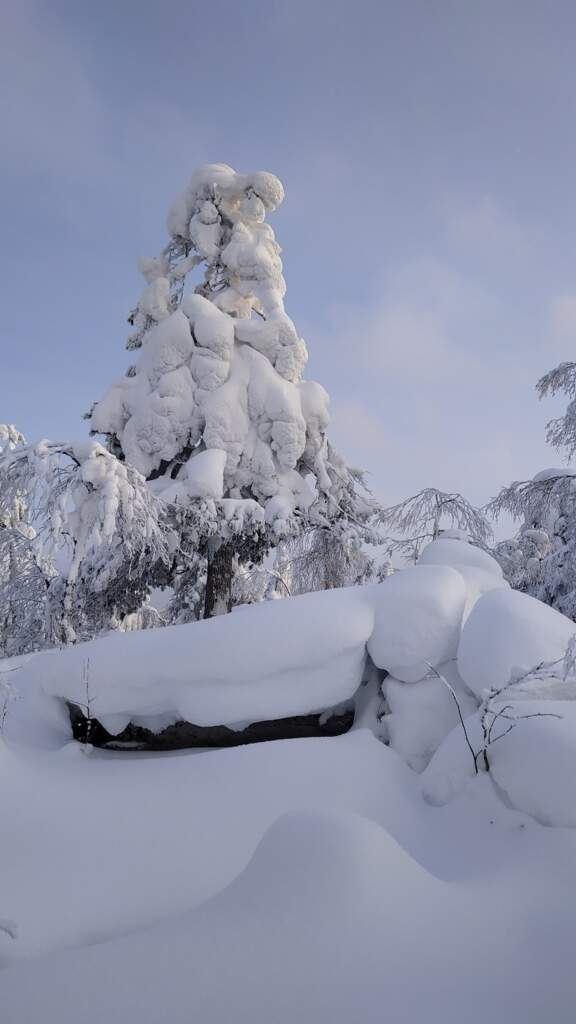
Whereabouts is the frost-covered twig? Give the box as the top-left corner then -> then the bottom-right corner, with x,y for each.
424,661 -> 479,774
379,488 -> 491,563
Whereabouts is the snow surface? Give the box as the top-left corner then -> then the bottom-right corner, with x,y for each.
2,724 -> 576,1022
4,575 -> 576,1021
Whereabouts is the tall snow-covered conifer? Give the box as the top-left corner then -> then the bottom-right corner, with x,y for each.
91,164 -> 380,616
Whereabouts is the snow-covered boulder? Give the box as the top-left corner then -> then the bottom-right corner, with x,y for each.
488,700 -> 576,827
418,538 -> 508,621
452,565 -> 509,622
422,697 -> 576,827
383,661 -> 477,772
458,588 -> 576,698
421,712 -> 483,805
19,586 -> 375,744
419,537 -> 503,578
368,565 -> 467,682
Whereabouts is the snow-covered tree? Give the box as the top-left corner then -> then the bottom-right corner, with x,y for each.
536,361 -> 576,456
490,359 -> 576,618
0,425 -> 56,656
90,163 -> 381,616
490,470 -> 576,618
283,532 -> 375,596
378,487 -> 491,563
0,439 -> 171,644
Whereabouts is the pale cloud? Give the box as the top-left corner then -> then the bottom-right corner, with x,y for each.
441,194 -> 530,261
322,259 -> 496,382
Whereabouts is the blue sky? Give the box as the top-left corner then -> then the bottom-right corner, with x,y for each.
2,0 -> 576,515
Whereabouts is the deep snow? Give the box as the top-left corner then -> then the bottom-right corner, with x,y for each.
3,539 -> 576,1022
2,729 -> 576,1023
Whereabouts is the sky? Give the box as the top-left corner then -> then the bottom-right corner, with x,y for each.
2,0 -> 576,525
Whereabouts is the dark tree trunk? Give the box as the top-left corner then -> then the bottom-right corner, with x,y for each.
204,542 -> 234,618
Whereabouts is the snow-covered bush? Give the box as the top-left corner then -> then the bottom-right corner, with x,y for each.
91,163 -> 381,617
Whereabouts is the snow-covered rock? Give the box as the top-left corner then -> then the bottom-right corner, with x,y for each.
488,700 -> 576,827
383,661 -> 477,772
418,538 -> 507,621
419,537 -> 503,578
458,588 -> 576,698
368,565 -> 467,681
19,586 -> 375,729
421,713 -> 484,805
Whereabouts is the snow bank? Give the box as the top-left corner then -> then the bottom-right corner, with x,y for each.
458,588 -> 576,698
422,697 -> 576,827
488,700 -> 576,827
5,796 -> 576,1023
20,586 -> 375,728
368,565 -> 466,681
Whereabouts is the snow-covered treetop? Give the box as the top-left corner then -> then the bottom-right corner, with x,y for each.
91,164 -> 378,541
0,424 -> 25,454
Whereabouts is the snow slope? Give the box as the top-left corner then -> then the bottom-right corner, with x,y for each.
2,731 -> 576,1023
3,564 -> 576,1022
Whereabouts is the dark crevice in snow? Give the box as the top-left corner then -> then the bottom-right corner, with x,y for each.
67,700 -> 355,751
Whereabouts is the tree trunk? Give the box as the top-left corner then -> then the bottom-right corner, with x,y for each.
203,542 -> 234,619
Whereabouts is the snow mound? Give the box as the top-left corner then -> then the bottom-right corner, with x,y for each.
216,809 -> 434,914
421,714 -> 484,805
368,565 -> 467,681
422,697 -> 576,827
0,810 -> 449,1024
383,661 -> 477,773
20,586 -> 375,728
458,588 -> 576,698
419,537 -> 503,577
488,701 -> 576,827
